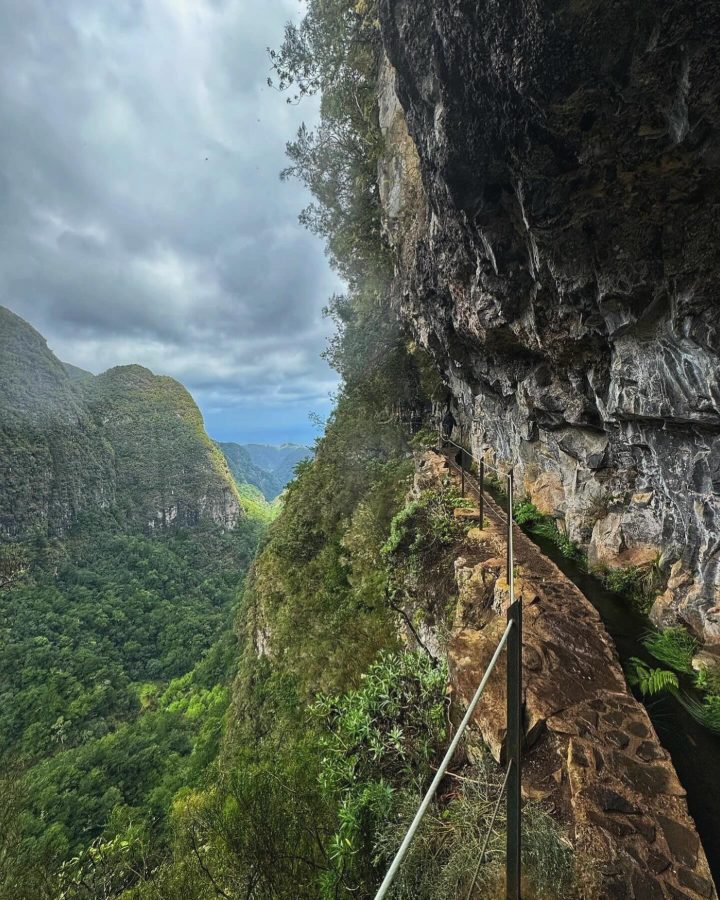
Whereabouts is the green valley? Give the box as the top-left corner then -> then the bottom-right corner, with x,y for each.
3,0 -> 720,896
0,309 -> 266,897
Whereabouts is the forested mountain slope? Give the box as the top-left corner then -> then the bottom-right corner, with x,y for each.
0,306 -> 241,536
0,306 -> 115,535
0,310 -> 263,898
218,441 -> 310,501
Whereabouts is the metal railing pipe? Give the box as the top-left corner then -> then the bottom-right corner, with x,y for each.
479,460 -> 485,527
505,468 -> 522,899
506,469 -> 514,595
441,437 -> 504,477
374,619 -> 515,900
465,760 -> 513,900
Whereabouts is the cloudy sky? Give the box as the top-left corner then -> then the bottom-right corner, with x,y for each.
0,0 -> 341,444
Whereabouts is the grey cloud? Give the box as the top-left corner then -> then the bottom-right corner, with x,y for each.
0,0 -> 340,440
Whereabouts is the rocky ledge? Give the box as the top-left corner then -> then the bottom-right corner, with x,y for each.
417,451 -> 715,898
377,1 -> 720,647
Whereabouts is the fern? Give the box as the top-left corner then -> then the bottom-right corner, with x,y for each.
513,500 -> 544,526
626,657 -> 679,696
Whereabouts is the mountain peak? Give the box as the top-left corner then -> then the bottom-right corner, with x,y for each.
0,308 -> 241,535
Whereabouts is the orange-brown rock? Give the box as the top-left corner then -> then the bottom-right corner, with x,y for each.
417,450 -> 718,899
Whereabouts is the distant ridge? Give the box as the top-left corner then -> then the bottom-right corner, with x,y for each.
218,441 -> 311,500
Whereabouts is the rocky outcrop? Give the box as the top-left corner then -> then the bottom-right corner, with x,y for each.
420,450 -> 715,898
376,2 -> 720,646
87,365 -> 241,531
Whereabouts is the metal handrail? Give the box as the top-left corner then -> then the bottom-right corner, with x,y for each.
374,620 -> 515,900
442,436 -> 505,476
375,446 -> 523,900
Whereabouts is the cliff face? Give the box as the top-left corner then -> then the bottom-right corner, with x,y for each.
0,308 -> 240,535
87,366 -> 241,531
377,1 -> 720,645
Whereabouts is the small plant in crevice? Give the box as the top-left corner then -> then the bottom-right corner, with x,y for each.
626,657 -> 679,697
513,499 -> 544,526
409,426 -> 441,452
695,663 -> 720,695
580,492 -> 611,526
597,564 -> 644,598
511,499 -> 585,564
483,470 -> 506,496
533,520 -> 586,564
593,559 -> 663,613
643,626 -> 697,675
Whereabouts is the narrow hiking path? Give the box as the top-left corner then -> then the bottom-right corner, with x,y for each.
419,450 -> 716,898
442,444 -> 720,888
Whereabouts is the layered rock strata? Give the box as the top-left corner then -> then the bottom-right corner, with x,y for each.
377,1 -> 720,645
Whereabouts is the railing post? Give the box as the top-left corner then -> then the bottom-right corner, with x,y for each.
479,460 -> 485,527
506,469 -> 522,899
460,449 -> 465,497
506,469 -> 513,589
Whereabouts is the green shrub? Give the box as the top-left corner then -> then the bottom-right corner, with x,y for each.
513,499 -> 545,526
594,562 -> 661,612
383,491 -> 465,563
313,651 -> 448,896
695,664 -> 720,695
373,754 -> 584,899
511,499 -> 584,563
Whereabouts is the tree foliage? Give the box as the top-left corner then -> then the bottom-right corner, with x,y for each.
0,520 -> 262,897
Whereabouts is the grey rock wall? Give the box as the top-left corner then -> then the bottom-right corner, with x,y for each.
377,0 -> 720,645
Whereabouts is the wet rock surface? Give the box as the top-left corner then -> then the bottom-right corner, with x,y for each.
417,452 -> 717,897
376,1 -> 720,646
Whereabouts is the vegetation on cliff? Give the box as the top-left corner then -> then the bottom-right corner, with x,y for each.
217,442 -> 310,503
0,314 -> 268,895
0,306 -> 243,537
100,2 -> 582,897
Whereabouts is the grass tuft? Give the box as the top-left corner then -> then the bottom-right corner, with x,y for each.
677,693 -> 720,734
643,627 -> 697,675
